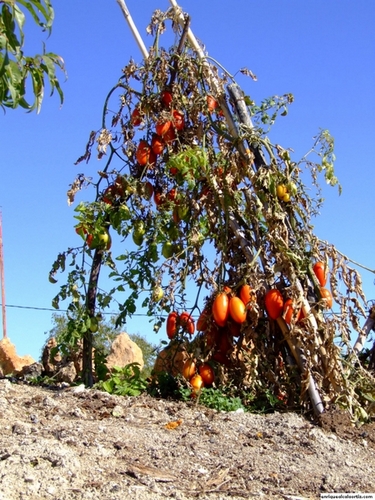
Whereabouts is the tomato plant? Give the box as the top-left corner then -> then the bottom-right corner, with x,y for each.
50,8 -> 373,424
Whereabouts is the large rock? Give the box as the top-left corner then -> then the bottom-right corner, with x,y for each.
106,333 -> 144,372
0,338 -> 35,376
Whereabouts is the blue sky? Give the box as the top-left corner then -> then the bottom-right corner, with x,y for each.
1,0 -> 375,361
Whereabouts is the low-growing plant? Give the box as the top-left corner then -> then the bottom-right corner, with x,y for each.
179,386 -> 246,412
95,363 -> 147,396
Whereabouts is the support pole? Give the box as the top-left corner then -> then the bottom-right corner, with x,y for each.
0,211 -> 7,339
116,0 -> 149,60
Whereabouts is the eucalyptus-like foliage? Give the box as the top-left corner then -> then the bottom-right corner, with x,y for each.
0,0 -> 65,112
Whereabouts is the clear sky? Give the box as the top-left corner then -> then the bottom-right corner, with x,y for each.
1,0 -> 375,362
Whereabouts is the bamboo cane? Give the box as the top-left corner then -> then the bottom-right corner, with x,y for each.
116,0 -> 149,60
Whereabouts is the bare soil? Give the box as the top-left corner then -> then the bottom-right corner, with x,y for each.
0,379 -> 374,500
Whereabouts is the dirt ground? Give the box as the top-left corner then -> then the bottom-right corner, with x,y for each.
0,379 -> 374,500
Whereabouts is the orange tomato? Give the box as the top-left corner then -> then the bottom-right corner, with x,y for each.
320,288 -> 333,309
182,359 -> 196,379
155,120 -> 171,137
190,374 -> 204,392
229,296 -> 247,324
240,284 -> 255,308
212,292 -> 229,327
198,363 -> 215,386
283,298 -> 302,324
166,311 -> 178,339
151,134 -> 165,155
265,289 -> 284,320
313,261 -> 327,287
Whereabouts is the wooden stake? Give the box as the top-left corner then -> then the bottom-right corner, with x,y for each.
0,211 -> 7,339
116,0 -> 149,60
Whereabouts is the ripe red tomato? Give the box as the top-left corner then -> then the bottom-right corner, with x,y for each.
131,108 -> 142,126
151,134 -> 165,155
155,120 -> 171,137
229,296 -> 247,324
102,185 -> 116,204
172,110 -> 185,130
265,289 -> 284,320
167,188 -> 177,202
283,298 -> 302,324
197,307 -> 210,331
179,311 -> 195,335
313,261 -> 327,287
86,234 -> 94,248
166,311 -> 178,339
153,190 -> 165,208
206,95 -> 218,113
320,288 -> 333,309
212,292 -> 229,327
198,363 -> 215,386
160,90 -> 173,108
182,358 -> 196,379
163,126 -> 176,144
136,140 -> 154,166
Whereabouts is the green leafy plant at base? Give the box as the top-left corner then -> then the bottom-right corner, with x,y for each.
95,363 -> 148,397
179,385 -> 246,413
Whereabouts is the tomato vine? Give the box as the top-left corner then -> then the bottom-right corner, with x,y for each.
50,8 -> 374,420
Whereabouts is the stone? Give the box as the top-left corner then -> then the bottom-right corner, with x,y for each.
153,342 -> 189,377
41,337 -> 62,376
19,362 -> 43,380
0,338 -> 35,376
56,361 -> 77,384
106,333 -> 144,372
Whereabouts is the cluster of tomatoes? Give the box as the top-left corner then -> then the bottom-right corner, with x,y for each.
181,358 -> 215,395
264,261 -> 332,323
165,261 -> 332,387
